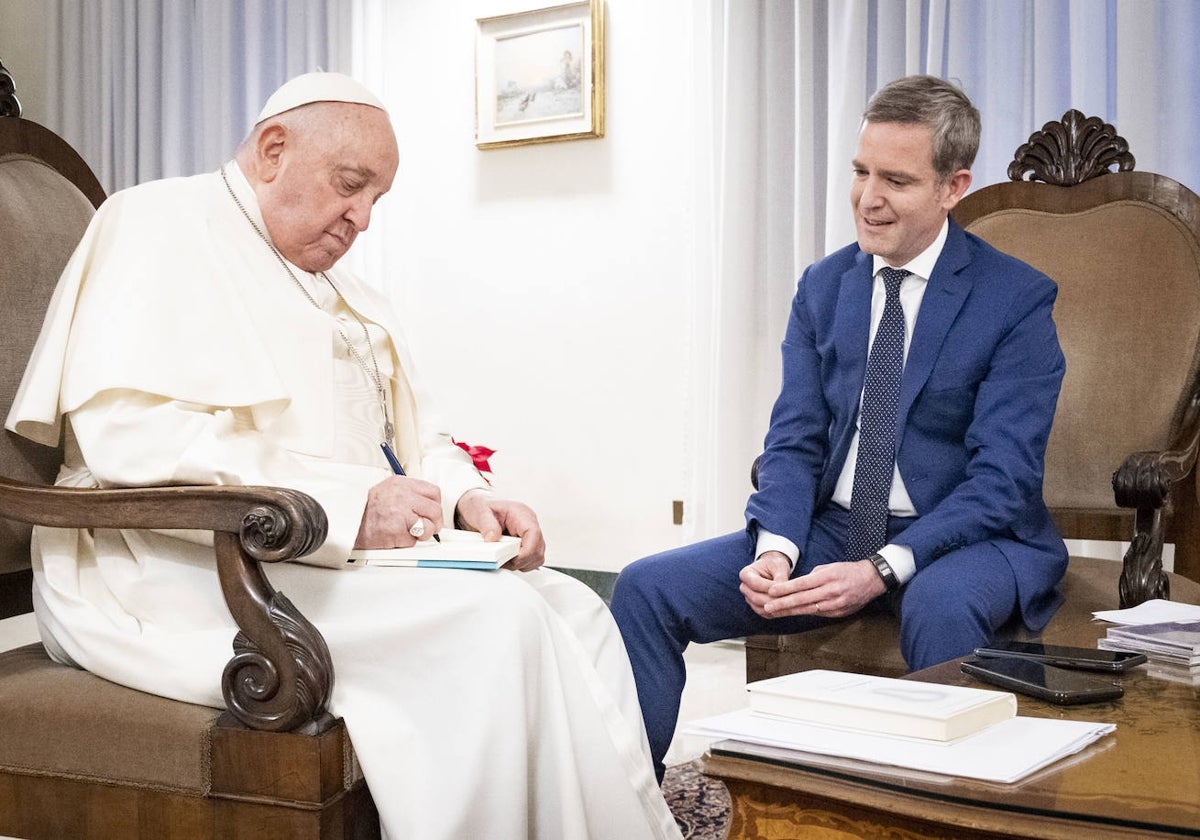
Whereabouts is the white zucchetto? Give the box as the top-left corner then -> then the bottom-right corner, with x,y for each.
254,71 -> 386,124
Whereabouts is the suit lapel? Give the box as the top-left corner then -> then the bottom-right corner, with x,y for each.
897,222 -> 973,430
833,252 -> 875,420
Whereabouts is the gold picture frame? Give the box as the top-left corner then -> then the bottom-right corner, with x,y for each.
475,0 -> 605,149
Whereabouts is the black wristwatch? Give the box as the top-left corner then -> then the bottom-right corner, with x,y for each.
868,552 -> 899,592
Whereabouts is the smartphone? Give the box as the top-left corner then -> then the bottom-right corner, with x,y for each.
972,640 -> 1146,672
960,657 -> 1124,705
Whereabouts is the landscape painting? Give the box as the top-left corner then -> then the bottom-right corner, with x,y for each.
476,0 -> 605,149
494,24 -> 584,126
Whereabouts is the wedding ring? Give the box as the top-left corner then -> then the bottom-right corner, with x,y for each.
815,602 -> 822,613
408,518 -> 425,538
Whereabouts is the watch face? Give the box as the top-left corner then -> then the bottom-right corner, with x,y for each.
870,554 -> 898,590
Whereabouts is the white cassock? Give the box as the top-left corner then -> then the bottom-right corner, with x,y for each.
6,163 -> 681,840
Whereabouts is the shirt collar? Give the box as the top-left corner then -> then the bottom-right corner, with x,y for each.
871,219 -> 949,281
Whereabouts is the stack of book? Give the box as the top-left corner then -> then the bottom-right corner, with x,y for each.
1098,621 -> 1200,685
682,669 -> 1116,784
745,669 -> 1016,741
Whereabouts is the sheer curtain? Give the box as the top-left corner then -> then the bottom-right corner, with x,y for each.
685,0 -> 1200,541
42,0 -> 352,195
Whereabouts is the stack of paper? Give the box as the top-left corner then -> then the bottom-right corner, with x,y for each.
1093,600 -> 1200,684
1098,621 -> 1200,668
1092,598 -> 1200,626
684,669 -> 1115,785
688,710 -> 1114,784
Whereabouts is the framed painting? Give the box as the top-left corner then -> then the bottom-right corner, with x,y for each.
475,0 -> 605,149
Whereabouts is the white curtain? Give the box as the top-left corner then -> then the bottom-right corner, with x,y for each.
42,0 -> 352,195
684,0 -> 809,540
684,0 -> 1200,541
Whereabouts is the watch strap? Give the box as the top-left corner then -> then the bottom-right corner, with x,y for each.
868,552 -> 900,592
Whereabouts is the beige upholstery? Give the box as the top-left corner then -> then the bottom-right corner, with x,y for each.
0,117 -> 221,809
970,201 -> 1200,518
0,644 -> 220,793
956,168 -> 1200,590
0,154 -> 91,574
746,113 -> 1200,684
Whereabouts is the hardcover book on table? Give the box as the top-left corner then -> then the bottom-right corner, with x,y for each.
346,529 -> 520,569
747,669 -> 1017,741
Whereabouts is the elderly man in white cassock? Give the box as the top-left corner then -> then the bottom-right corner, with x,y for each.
6,72 -> 681,840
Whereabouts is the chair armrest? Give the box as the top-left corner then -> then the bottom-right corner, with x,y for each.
1111,420 -> 1200,607
1112,447 -> 1196,509
0,476 -> 333,734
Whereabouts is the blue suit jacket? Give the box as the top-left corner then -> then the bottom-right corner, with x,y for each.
746,220 -> 1068,629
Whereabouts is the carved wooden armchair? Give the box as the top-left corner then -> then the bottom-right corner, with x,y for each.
0,66 -> 378,838
746,111 -> 1200,683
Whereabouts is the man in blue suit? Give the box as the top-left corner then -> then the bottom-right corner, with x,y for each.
611,75 -> 1068,781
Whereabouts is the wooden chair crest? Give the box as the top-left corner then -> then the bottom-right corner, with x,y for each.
1007,109 -> 1134,185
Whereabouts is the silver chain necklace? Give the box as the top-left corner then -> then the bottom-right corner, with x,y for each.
220,165 -> 395,447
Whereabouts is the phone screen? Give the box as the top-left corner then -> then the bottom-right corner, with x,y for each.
961,657 -> 1124,705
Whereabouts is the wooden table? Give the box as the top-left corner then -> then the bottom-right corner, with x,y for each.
702,624 -> 1200,839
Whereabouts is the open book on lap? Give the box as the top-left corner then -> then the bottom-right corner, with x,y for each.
347,529 -> 521,569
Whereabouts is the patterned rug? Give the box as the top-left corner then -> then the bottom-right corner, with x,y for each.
663,759 -> 731,839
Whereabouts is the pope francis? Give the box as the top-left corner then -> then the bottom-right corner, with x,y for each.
5,72 -> 681,840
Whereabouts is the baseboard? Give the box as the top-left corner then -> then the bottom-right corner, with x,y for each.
552,567 -> 617,605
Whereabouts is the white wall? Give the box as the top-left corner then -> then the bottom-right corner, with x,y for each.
352,0 -> 697,572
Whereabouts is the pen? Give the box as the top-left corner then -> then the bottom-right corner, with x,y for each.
381,443 -> 440,541
381,442 -> 405,475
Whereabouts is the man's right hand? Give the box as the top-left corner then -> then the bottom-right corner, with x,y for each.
739,551 -> 793,617
354,475 -> 444,549
743,555 -> 885,620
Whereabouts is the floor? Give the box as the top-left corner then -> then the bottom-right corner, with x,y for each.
668,638 -> 749,767
0,611 -> 36,652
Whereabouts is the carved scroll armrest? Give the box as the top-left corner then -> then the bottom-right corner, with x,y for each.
1112,448 -> 1195,510
0,477 -> 332,733
1111,440 -> 1199,607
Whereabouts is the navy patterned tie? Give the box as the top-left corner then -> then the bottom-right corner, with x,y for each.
845,267 -> 910,562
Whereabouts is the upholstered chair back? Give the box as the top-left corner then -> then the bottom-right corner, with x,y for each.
963,182 -> 1200,515
954,114 -> 1200,586
0,118 -> 103,591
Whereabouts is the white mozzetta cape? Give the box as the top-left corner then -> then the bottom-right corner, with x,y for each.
7,164 -> 486,567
